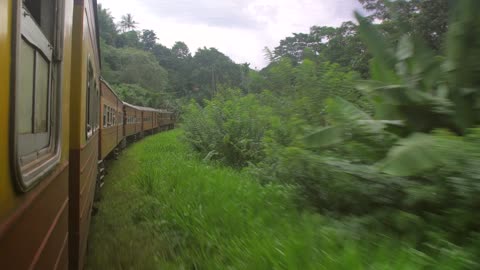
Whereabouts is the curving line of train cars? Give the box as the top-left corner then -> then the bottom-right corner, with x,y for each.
0,0 -> 175,269
99,78 -> 175,162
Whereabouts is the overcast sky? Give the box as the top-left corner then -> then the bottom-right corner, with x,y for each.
98,0 -> 364,69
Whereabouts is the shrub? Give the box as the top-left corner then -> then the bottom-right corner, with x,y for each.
182,88 -> 277,167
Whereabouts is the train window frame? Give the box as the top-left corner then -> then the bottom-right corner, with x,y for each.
10,0 -> 65,191
108,106 -> 112,127
103,104 -> 107,128
86,60 -> 95,140
106,107 -> 109,126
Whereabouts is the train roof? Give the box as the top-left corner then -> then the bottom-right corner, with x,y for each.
122,102 -> 173,113
99,77 -> 122,101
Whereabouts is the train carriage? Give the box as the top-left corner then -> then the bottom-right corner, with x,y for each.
143,110 -> 154,133
69,0 -> 101,269
0,0 -> 101,269
0,0 -> 75,269
0,1 -> 174,269
99,79 -> 124,160
124,102 -> 142,139
158,110 -> 175,131
126,104 -> 160,137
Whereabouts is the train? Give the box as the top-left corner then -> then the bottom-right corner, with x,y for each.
0,0 -> 175,269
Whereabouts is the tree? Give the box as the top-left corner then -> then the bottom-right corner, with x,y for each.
119,13 -> 138,32
273,33 -> 311,64
189,47 -> 242,100
358,0 -> 450,51
116,30 -> 140,48
141,29 -> 158,51
152,44 -> 176,69
100,42 -> 169,93
324,22 -> 370,77
97,4 -> 118,45
263,47 -> 275,64
171,41 -> 191,59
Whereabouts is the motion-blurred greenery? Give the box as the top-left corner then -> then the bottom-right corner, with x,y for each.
181,0 -> 480,262
87,131 -> 478,269
94,0 -> 480,267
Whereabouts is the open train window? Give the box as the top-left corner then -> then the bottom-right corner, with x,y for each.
106,107 -> 109,126
86,60 -> 95,139
93,81 -> 99,131
11,0 -> 65,191
108,107 -> 112,126
103,105 -> 107,128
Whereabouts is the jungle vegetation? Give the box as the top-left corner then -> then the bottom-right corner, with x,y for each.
93,0 -> 480,268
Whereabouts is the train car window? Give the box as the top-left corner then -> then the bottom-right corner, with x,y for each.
17,41 -> 35,135
35,55 -> 49,133
108,107 -> 112,126
103,105 -> 107,128
86,61 -> 94,139
92,81 -> 98,131
96,87 -> 100,130
106,107 -> 110,126
12,0 -> 64,190
23,0 -> 56,43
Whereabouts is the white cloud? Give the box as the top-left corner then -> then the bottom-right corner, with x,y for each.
98,0 -> 363,69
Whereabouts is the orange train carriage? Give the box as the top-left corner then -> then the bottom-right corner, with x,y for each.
0,0 -> 174,269
159,110 -> 175,131
123,103 -> 174,140
123,102 -> 143,140
137,105 -> 157,135
99,79 -> 124,160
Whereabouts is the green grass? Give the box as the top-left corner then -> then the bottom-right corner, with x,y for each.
86,130 -> 475,270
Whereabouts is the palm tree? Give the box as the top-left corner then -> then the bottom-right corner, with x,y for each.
119,14 -> 137,32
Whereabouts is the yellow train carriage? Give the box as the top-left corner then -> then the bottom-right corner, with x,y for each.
0,0 -> 75,269
69,0 -> 101,269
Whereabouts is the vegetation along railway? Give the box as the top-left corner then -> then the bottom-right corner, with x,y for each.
0,0 -> 175,269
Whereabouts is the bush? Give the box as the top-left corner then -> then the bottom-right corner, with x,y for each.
182,88 -> 277,167
254,1 -> 480,247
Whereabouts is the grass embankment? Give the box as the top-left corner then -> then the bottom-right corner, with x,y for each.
86,130 -> 469,270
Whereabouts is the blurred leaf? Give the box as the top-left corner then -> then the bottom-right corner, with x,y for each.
396,35 -> 414,61
355,12 -> 396,71
304,126 -> 345,148
379,133 -> 456,176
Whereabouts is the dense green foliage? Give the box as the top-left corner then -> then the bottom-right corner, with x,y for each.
94,0 -> 480,267
87,131 -> 477,269
267,0 -> 450,77
182,0 -> 480,263
97,5 -> 248,109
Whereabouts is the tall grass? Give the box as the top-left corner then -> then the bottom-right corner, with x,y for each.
86,130 -> 476,269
